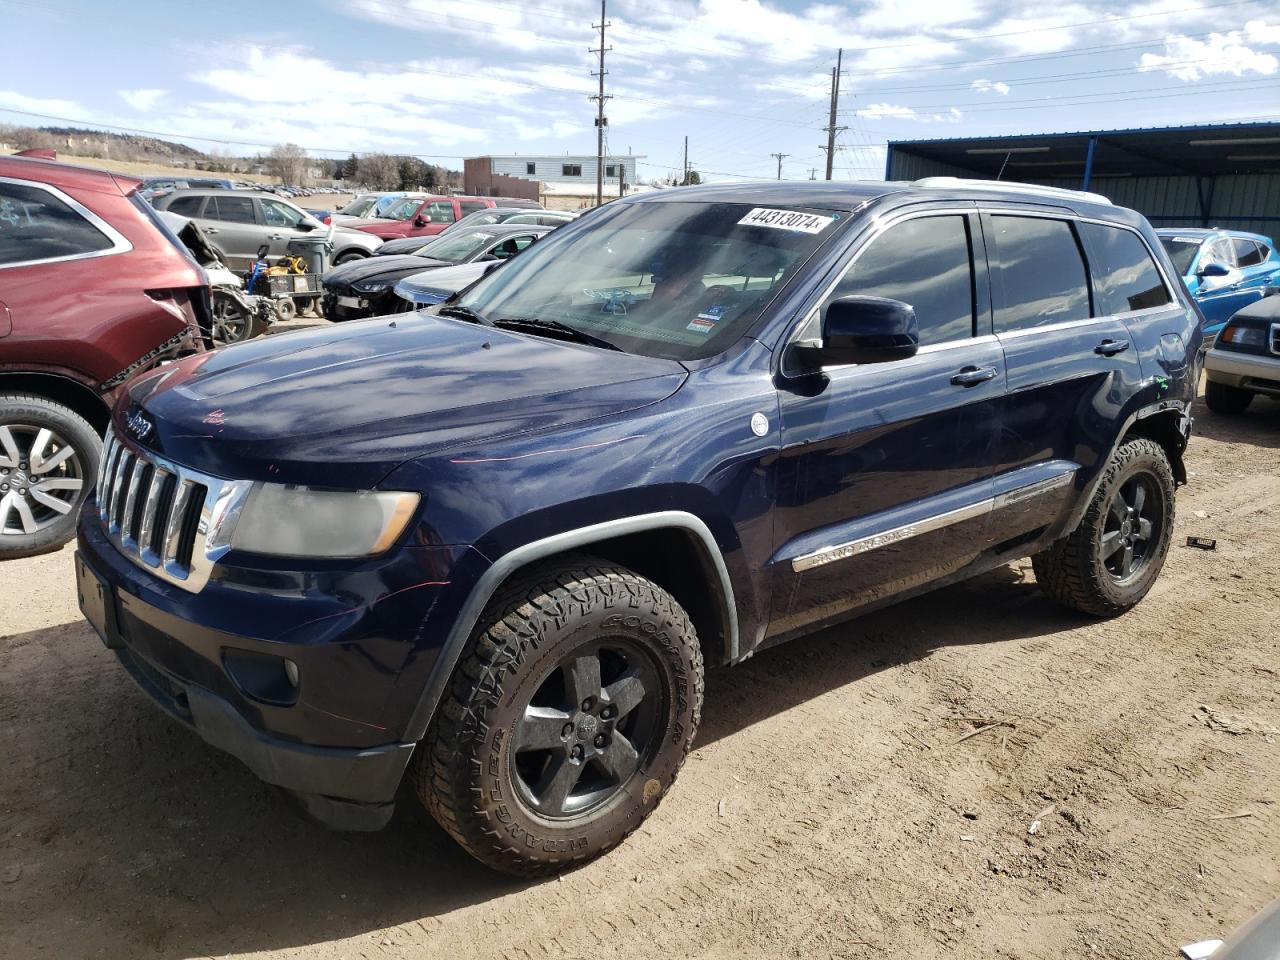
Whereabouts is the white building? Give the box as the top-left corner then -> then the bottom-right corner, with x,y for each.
465,154 -> 650,210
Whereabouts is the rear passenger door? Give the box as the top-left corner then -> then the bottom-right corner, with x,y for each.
199,194 -> 262,270
414,200 -> 457,237
770,208 -> 1006,639
982,210 -> 1145,549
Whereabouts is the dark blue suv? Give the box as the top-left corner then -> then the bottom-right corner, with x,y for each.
75,179 -> 1200,875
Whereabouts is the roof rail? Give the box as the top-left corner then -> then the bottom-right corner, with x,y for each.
912,176 -> 1113,206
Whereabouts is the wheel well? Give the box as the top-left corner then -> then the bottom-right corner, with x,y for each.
0,373 -> 109,434
1123,410 -> 1187,485
524,528 -> 734,668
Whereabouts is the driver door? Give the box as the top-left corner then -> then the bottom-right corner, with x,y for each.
258,197 -> 311,258
769,209 -> 1006,640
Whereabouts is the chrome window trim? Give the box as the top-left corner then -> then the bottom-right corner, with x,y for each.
791,470 -> 1076,572
0,175 -> 134,271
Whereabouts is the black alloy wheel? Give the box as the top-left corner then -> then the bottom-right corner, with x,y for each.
511,639 -> 661,820
1100,473 -> 1163,582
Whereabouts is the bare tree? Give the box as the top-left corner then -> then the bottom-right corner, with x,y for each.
267,143 -> 309,186
358,152 -> 399,190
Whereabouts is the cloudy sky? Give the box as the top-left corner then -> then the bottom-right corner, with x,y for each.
2,0 -> 1279,182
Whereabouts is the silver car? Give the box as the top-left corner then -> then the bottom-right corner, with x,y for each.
153,190 -> 382,270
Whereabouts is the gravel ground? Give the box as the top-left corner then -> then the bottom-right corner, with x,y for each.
1,393 -> 1278,960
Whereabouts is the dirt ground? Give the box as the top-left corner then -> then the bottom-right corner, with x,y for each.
1,394 -> 1278,960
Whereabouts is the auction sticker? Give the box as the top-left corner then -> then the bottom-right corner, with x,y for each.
738,207 -> 835,234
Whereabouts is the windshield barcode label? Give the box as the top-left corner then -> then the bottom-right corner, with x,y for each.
738,208 -> 835,234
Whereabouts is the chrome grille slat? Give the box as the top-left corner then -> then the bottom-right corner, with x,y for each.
162,479 -> 194,571
137,467 -> 169,566
93,432 -> 242,594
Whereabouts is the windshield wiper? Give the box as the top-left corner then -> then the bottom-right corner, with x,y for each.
436,304 -> 491,326
494,317 -> 623,352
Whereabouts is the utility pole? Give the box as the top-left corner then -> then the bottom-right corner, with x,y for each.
589,0 -> 612,207
771,152 -> 789,180
809,167 -> 818,180
822,48 -> 847,181
682,135 -> 688,185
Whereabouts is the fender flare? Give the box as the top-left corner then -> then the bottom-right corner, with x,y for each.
402,510 -> 738,742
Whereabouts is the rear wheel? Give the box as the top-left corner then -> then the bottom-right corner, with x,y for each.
0,395 -> 101,560
416,558 -> 704,876
334,250 -> 368,265
1204,379 -> 1253,415
1032,438 -> 1175,617
210,289 -> 264,345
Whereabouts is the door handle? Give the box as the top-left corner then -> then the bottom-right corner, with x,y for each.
951,365 -> 998,387
1095,338 -> 1131,356
268,234 -> 285,240
204,227 -> 219,234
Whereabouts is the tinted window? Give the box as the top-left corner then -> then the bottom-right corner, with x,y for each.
458,201 -> 488,216
207,195 -> 256,224
526,162 -> 536,174
0,181 -> 114,266
826,215 -> 974,346
990,216 -> 1090,333
166,195 -> 204,217
562,164 -> 582,177
1081,223 -> 1170,314
1233,238 -> 1265,267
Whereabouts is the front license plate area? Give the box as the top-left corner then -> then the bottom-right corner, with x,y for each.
76,551 -> 123,649
337,295 -> 365,309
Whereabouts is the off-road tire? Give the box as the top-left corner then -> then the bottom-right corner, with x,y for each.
1032,438 -> 1176,617
415,558 -> 704,876
1204,379 -> 1253,415
0,394 -> 101,560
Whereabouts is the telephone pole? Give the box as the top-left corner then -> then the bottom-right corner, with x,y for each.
771,152 -> 789,180
822,47 -> 847,181
809,167 -> 818,180
682,135 -> 689,185
589,0 -> 612,206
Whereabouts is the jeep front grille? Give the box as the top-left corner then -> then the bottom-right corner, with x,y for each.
96,428 -> 252,593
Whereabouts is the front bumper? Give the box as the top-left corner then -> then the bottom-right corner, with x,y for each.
75,501 -> 463,829
1205,347 -> 1280,395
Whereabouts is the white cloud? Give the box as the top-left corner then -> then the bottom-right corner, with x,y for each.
1140,26 -> 1279,81
1248,19 -> 1280,45
0,89 -> 82,118
120,89 -> 166,112
970,78 -> 1010,95
854,102 -> 963,123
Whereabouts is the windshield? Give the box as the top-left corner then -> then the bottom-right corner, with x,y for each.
1159,236 -> 1203,276
416,231 -> 496,262
341,196 -> 377,217
384,197 -> 424,221
456,200 -> 843,360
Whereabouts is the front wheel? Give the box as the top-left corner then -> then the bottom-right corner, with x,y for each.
416,559 -> 704,876
1204,379 -> 1253,415
333,250 -> 368,265
0,395 -> 101,560
1032,438 -> 1176,617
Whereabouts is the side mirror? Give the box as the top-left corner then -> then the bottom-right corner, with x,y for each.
414,215 -> 431,227
297,219 -> 318,231
256,244 -> 270,259
1198,262 -> 1230,278
793,296 -> 919,368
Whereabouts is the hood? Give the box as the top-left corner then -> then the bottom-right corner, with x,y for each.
343,218 -> 412,239
395,262 -> 491,304
122,314 -> 687,488
377,237 -> 431,256
323,255 -> 450,291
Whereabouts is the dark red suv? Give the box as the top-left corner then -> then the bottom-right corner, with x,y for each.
0,155 -> 208,558
343,195 -> 505,240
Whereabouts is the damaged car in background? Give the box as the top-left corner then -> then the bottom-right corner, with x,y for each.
0,155 -> 208,559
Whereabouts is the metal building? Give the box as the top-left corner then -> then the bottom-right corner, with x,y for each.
885,122 -> 1280,236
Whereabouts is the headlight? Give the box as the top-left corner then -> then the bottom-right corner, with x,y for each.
1219,324 -> 1266,348
352,280 -> 393,295
229,484 -> 419,558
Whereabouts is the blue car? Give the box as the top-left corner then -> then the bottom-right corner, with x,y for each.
77,179 -> 1199,875
1157,228 -> 1280,343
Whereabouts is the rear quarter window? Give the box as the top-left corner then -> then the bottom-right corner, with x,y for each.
0,180 -> 116,266
207,195 -> 257,224
989,215 -> 1090,333
165,195 -> 204,217
1080,222 -> 1171,315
